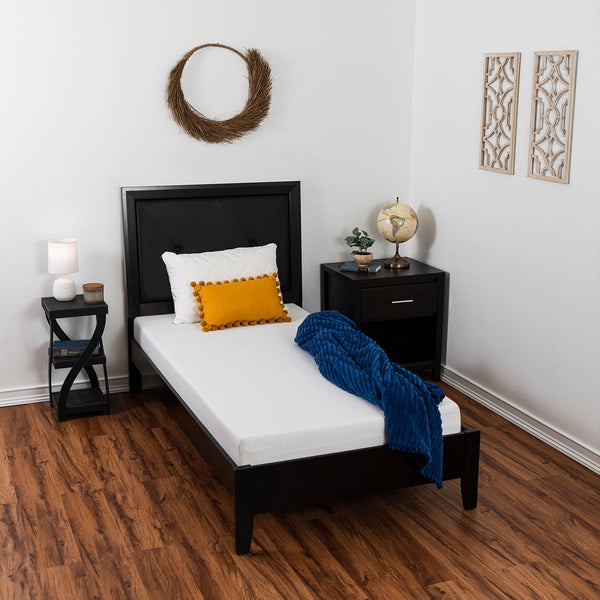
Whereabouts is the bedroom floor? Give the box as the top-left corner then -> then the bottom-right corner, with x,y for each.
0,384 -> 598,600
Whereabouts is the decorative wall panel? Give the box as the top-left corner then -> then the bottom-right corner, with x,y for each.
480,53 -> 521,174
528,50 -> 578,184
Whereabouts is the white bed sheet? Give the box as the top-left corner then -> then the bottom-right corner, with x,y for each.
134,304 -> 461,466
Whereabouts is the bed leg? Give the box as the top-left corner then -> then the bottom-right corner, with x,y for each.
235,503 -> 254,554
461,429 -> 480,510
127,322 -> 143,393
129,360 -> 143,393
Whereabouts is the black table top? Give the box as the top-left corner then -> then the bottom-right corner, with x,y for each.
321,258 -> 445,283
41,295 -> 108,318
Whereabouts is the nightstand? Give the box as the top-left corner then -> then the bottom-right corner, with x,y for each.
320,259 -> 447,379
41,295 -> 110,421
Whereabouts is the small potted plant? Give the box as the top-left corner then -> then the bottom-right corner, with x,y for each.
345,227 -> 375,266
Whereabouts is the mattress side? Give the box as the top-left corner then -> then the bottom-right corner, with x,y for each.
134,305 -> 461,466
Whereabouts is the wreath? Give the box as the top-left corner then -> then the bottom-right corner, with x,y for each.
167,43 -> 272,144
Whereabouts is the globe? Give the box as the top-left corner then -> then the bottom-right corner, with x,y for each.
376,201 -> 418,244
376,200 -> 418,269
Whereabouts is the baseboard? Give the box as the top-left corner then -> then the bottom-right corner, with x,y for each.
0,373 -> 162,408
442,366 -> 600,475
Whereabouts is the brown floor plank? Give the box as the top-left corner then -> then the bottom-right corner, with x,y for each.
142,475 -> 283,600
480,425 -> 567,483
427,573 -> 518,600
250,513 -> 368,600
307,512 -> 434,600
0,446 -> 17,504
1,403 -> 47,448
0,389 -> 599,599
481,561 -> 597,600
8,445 -> 81,571
322,495 -> 455,590
131,545 -> 206,600
88,433 -> 167,551
0,502 -> 41,599
38,564 -> 101,600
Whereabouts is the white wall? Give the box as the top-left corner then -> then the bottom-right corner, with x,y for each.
408,0 -> 600,463
3,0 -> 597,472
0,1 -> 416,398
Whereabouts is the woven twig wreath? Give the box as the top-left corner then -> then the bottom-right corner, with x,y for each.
167,43 -> 272,144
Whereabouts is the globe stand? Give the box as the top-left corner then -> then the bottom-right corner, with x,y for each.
384,242 -> 410,269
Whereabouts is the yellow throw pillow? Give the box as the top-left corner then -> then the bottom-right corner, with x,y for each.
191,273 -> 291,332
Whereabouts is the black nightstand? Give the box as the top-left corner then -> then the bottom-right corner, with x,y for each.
320,259 -> 448,379
41,295 -> 110,421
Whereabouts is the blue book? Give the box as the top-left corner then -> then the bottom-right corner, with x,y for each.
340,261 -> 381,273
52,340 -> 100,357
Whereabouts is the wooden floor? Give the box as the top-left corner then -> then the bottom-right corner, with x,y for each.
0,384 -> 599,600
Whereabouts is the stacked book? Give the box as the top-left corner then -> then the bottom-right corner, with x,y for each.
340,261 -> 381,274
52,340 -> 100,358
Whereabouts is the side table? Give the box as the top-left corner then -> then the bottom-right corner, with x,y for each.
41,295 -> 110,421
320,259 -> 448,379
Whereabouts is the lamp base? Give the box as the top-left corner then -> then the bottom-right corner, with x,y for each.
53,275 -> 76,301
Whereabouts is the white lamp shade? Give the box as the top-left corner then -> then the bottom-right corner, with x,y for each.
48,239 -> 78,275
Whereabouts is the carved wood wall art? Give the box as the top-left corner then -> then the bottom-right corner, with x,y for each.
480,53 -> 521,174
167,43 -> 272,144
527,50 -> 578,183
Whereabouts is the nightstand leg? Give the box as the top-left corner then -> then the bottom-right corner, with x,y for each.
84,365 -> 100,389
48,319 -> 54,406
48,355 -> 54,408
57,368 -> 78,421
102,360 -> 111,413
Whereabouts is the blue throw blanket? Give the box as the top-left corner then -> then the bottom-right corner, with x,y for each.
295,311 -> 444,487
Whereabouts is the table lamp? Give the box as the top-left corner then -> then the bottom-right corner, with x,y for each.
48,239 -> 78,301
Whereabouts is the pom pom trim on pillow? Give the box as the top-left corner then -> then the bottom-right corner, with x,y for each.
191,273 -> 291,332
162,243 -> 278,324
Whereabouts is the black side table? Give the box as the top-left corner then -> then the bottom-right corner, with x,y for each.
320,259 -> 447,379
41,295 -> 110,421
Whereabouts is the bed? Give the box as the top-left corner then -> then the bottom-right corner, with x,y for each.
122,181 -> 480,554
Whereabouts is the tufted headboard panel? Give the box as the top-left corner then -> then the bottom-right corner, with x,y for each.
122,181 -> 302,319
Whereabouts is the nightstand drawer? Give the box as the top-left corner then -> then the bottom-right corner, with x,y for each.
360,283 -> 437,321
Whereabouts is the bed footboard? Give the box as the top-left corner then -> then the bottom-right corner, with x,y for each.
231,426 -> 480,554
135,357 -> 480,555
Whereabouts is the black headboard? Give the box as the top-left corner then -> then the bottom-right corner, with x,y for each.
122,181 -> 302,319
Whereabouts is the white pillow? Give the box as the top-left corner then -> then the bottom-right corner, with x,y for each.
162,243 -> 278,323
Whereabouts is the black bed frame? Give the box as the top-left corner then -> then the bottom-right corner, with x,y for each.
122,181 -> 480,554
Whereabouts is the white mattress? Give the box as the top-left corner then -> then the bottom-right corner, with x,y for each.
134,304 -> 461,466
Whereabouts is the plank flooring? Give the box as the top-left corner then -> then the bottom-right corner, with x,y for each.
0,383 -> 598,599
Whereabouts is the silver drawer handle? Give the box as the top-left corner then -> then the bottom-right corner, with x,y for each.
391,299 -> 414,304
